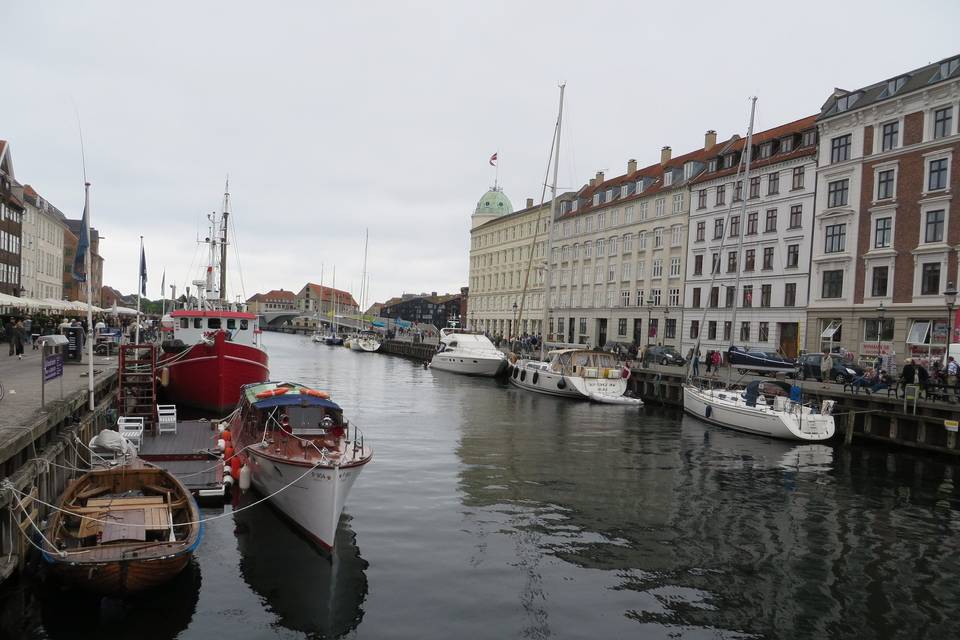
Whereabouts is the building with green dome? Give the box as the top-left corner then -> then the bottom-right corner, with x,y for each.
470,186 -> 514,229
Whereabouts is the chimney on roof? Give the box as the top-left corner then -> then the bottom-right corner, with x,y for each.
526,197 -> 534,209
627,159 -> 637,174
595,171 -> 604,184
660,146 -> 672,165
589,178 -> 596,187
704,130 -> 717,150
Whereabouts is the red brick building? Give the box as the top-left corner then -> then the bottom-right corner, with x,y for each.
808,54 -> 960,363
0,140 -> 24,298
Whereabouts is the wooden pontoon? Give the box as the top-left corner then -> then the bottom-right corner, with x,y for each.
42,461 -> 203,595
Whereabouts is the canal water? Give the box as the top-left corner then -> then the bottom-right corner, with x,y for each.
9,331 -> 960,639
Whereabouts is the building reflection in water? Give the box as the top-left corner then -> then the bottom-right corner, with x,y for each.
456,389 -> 960,638
233,492 -> 369,638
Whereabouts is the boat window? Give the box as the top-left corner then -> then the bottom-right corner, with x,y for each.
180,318 -> 189,329
595,353 -> 616,368
208,318 -> 222,329
193,318 -> 203,329
240,319 -> 249,330
285,406 -> 339,434
448,341 -> 458,348
573,353 -> 591,367
227,318 -> 237,330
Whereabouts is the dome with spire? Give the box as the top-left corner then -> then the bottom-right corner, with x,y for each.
474,187 -> 513,216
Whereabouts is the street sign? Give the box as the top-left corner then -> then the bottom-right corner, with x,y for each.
43,354 -> 64,382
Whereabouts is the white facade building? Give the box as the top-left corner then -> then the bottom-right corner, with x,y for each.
682,117 -> 818,358
469,189 -> 552,337
21,185 -> 66,301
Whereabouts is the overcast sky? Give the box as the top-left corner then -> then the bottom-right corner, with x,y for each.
2,1 -> 958,306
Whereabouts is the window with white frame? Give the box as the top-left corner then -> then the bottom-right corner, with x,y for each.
654,227 -> 663,248
874,216 -> 892,248
573,243 -> 580,260
625,206 -> 635,223
636,260 -> 645,278
638,232 -> 647,250
928,158 -> 949,192
594,289 -> 603,307
924,209 -> 945,243
636,289 -> 645,306
934,106 -> 953,139
671,225 -> 683,247
584,241 -> 592,258
607,288 -> 617,307
651,288 -> 662,305
881,121 -> 899,152
582,268 -> 590,284
669,256 -> 681,277
598,212 -> 606,229
596,238 -> 605,257
672,193 -> 683,213
620,289 -> 630,307
609,236 -> 618,255
655,198 -> 665,217
585,216 -> 594,232
595,265 -> 603,283
652,259 -> 663,277
639,201 -> 648,220
668,288 -> 680,306
608,263 -> 616,282
876,168 -> 895,200
621,262 -> 631,280
623,234 -> 633,252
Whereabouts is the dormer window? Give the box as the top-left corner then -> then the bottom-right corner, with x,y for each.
620,184 -> 629,198
571,200 -> 578,212
683,162 -> 696,180
802,130 -> 816,147
759,142 -> 773,159
933,57 -> 960,82
781,136 -> 794,153
592,193 -> 600,206
663,171 -> 673,187
636,180 -> 644,193
708,159 -> 717,172
880,75 -> 908,98
835,92 -> 861,113
725,154 -> 738,169
606,188 -> 615,201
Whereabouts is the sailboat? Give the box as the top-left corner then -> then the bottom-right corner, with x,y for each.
349,229 -> 381,353
681,98 -> 834,441
158,182 -> 269,414
325,266 -> 345,345
505,84 -> 641,406
312,264 -> 326,343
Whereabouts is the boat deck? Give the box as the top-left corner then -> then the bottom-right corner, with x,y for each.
139,420 -> 225,500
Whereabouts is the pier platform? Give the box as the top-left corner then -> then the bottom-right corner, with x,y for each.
139,419 -> 226,500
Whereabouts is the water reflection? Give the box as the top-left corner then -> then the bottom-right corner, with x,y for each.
233,491 -> 368,638
457,388 -> 960,639
34,557 -> 201,640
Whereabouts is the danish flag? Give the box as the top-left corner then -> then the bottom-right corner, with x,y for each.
489,152 -> 498,167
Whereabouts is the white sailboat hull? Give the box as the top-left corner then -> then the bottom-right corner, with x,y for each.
682,385 -> 835,442
507,361 -> 639,404
350,337 -> 381,352
430,353 -> 507,377
247,451 -> 369,549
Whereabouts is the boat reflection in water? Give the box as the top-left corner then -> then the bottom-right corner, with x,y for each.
234,491 -> 369,638
37,557 -> 201,639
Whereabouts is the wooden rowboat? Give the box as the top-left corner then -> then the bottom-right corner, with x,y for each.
42,461 -> 203,595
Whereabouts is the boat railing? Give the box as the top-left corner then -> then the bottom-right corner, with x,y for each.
346,421 -> 366,460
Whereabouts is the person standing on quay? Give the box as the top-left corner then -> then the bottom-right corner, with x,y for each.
821,350 -> 833,383
692,349 -> 701,378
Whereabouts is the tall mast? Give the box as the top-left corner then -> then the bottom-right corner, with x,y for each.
219,178 -> 230,303
318,262 -> 324,328
332,265 -> 338,333
540,82 -> 565,361
728,97 -> 757,351
360,228 -> 369,329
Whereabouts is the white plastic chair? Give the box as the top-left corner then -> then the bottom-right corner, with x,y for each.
117,417 -> 145,450
157,405 -> 178,435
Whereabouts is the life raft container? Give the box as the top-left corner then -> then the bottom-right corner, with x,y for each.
255,387 -> 290,399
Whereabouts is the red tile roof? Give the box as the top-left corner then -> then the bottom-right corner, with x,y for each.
303,283 -> 358,307
690,116 -> 817,184
263,289 -> 295,300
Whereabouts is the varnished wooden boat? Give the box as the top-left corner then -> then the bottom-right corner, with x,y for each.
42,461 -> 203,595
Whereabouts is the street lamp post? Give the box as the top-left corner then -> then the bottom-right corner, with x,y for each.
511,301 -> 518,339
944,282 -> 958,366
645,296 -> 655,348
664,306 -> 671,345
876,301 -> 885,367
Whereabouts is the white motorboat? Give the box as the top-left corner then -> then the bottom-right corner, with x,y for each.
429,328 -> 507,377
349,331 -> 381,352
682,383 -> 835,442
230,381 -> 372,549
508,349 -> 642,405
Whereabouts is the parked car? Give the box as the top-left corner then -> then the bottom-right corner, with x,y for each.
796,353 -> 865,384
642,345 -> 686,367
728,346 -> 796,376
603,341 -> 634,359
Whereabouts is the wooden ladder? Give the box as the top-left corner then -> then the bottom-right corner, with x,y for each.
118,344 -> 158,430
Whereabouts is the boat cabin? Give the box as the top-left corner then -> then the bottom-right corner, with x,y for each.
170,310 -> 260,347
548,349 -> 619,376
242,387 -> 346,441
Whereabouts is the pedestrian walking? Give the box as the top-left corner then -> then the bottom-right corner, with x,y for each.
947,356 -> 959,401
711,350 -> 721,376
692,350 -> 701,377
11,320 -> 26,359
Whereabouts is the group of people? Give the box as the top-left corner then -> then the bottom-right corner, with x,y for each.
688,349 -> 722,378
2,317 -> 30,359
847,356 -> 959,400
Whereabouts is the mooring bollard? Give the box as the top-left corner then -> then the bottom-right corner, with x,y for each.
844,410 -> 855,445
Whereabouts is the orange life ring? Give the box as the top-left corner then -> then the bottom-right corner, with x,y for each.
255,387 -> 290,399
302,388 -> 330,399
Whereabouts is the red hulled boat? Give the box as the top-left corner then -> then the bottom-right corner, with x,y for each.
157,182 -> 269,414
